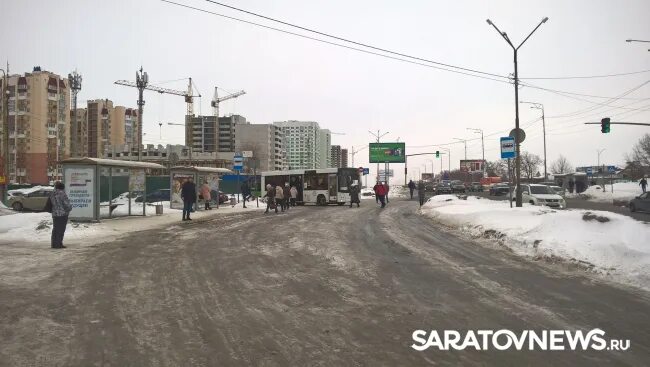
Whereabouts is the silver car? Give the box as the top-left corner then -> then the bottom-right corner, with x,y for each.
8,188 -> 53,211
629,192 -> 650,213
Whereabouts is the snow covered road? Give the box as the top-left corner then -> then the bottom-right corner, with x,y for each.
0,198 -> 649,366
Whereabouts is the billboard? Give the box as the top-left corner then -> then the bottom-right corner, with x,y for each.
460,160 -> 485,173
65,166 -> 96,220
369,142 -> 405,163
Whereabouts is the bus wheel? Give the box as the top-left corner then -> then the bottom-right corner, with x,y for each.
317,195 -> 327,206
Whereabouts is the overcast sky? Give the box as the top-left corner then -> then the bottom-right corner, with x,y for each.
3,0 -> 649,181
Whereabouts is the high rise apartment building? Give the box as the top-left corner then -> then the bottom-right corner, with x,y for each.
234,123 -> 286,171
185,114 -> 247,153
0,68 -> 70,184
71,100 -> 135,158
273,120 -> 331,170
340,148 -> 348,168
330,145 -> 341,168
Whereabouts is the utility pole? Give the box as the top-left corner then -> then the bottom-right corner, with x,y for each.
467,128 -> 485,176
454,138 -> 467,160
487,16 -> 549,207
520,101 -> 547,180
68,70 -> 82,157
350,145 -> 367,168
135,67 -> 148,161
368,129 -> 388,181
1,68 -> 8,204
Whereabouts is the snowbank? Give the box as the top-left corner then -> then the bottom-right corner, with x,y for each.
568,182 -> 642,204
421,195 -> 650,290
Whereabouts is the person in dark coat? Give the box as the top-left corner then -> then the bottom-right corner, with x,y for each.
282,183 -> 291,211
264,184 -> 278,214
241,180 -> 252,208
418,181 -> 426,206
408,180 -> 416,199
49,181 -> 72,249
349,183 -> 360,208
640,177 -> 648,193
181,176 -> 197,221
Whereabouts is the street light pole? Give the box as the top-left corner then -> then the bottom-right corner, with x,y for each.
487,16 -> 549,207
1,68 -> 8,205
453,138 -> 467,160
597,148 -> 606,167
369,129 -> 388,182
520,101 -> 547,180
467,128 -> 485,176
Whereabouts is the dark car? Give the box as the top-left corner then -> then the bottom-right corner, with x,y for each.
469,182 -> 484,192
489,183 -> 511,196
135,189 -> 171,203
212,190 -> 229,204
434,183 -> 452,195
629,192 -> 650,213
450,181 -> 466,193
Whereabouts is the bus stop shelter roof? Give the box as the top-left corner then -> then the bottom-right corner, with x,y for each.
60,157 -> 165,169
170,166 -> 233,174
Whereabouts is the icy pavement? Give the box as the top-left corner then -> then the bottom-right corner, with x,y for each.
421,194 -> 650,291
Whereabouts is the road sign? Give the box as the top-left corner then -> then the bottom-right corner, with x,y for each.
509,128 -> 526,143
607,166 -> 617,174
378,169 -> 394,177
363,168 -> 369,175
500,137 -> 516,159
369,142 -> 405,163
586,167 -> 593,176
242,151 -> 253,158
233,154 -> 244,170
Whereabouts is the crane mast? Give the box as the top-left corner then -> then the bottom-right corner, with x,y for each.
211,87 -> 246,118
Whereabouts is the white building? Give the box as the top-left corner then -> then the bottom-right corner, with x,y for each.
234,123 -> 286,172
273,120 -> 331,169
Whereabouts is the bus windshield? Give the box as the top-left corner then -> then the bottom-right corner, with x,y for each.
338,168 -> 360,192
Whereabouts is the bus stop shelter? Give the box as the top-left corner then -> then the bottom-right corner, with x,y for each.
169,166 -> 232,210
61,157 -> 165,221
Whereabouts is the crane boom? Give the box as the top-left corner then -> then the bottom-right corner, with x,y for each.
211,87 -> 246,117
114,80 -> 199,97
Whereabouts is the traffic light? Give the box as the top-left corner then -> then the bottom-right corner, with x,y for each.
436,150 -> 440,158
601,118 -> 611,133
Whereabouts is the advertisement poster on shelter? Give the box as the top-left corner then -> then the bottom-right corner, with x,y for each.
129,169 -> 145,192
65,167 -> 95,219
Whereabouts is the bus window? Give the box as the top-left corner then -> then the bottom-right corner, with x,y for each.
338,168 -> 360,193
305,171 -> 328,190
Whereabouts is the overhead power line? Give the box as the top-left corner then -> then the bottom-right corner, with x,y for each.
520,69 -> 650,80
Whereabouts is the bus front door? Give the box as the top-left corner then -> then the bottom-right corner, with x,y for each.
328,174 -> 338,203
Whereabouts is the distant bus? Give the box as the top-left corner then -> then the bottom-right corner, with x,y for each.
261,168 -> 360,205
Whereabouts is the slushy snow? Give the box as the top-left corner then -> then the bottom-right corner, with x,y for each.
421,194 -> 650,290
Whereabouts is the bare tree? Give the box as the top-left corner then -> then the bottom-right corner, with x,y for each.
520,151 -> 542,180
629,133 -> 650,167
550,155 -> 573,174
485,159 -> 509,178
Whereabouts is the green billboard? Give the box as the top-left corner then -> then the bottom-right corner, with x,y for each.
369,142 -> 406,163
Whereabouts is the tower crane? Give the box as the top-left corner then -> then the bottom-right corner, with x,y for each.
114,68 -> 200,160
211,87 -> 246,118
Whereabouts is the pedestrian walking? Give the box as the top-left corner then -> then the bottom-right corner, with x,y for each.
290,185 -> 298,207
241,180 -> 252,208
349,183 -> 360,208
640,177 -> 648,193
282,183 -> 291,211
408,180 -> 416,199
181,176 -> 197,221
568,179 -> 575,194
373,181 -> 387,208
418,180 -> 426,206
383,182 -> 390,204
275,184 -> 285,212
46,181 -> 72,249
263,184 -> 278,214
200,181 -> 212,210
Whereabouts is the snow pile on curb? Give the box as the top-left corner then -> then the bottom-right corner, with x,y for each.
567,182 -> 641,204
421,195 -> 650,290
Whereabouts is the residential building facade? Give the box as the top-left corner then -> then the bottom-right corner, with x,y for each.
71,100 -> 134,158
330,145 -> 341,168
0,67 -> 70,184
341,148 -> 348,168
104,144 -> 234,171
273,120 -> 331,169
235,123 -> 286,172
185,114 -> 247,153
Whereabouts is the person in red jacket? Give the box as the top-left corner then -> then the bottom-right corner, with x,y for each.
373,181 -> 387,208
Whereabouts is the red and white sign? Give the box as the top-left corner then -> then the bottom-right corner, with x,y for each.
460,160 -> 485,173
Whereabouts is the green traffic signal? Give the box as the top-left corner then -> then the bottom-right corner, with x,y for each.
435,150 -> 440,158
601,118 -> 611,133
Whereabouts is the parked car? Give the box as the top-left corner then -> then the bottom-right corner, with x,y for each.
135,189 -> 171,203
629,192 -> 650,213
514,184 -> 566,209
360,188 -> 375,197
213,190 -> 229,204
434,182 -> 452,195
8,187 -> 53,211
489,183 -> 510,196
548,185 -> 566,197
469,182 -> 484,192
450,180 -> 466,193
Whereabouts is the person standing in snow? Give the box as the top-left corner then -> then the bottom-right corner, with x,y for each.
282,183 -> 291,211
408,180 -> 416,199
241,180 -> 252,208
383,182 -> 390,204
640,177 -> 647,193
418,180 -> 426,206
47,181 -> 72,249
349,183 -> 360,208
181,176 -> 197,221
275,184 -> 285,212
200,181 -> 212,210
568,179 -> 575,194
289,185 -> 298,207
263,184 -> 278,214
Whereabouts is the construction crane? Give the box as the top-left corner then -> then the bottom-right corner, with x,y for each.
211,87 -> 246,117
115,67 -> 200,160
330,132 -> 346,135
